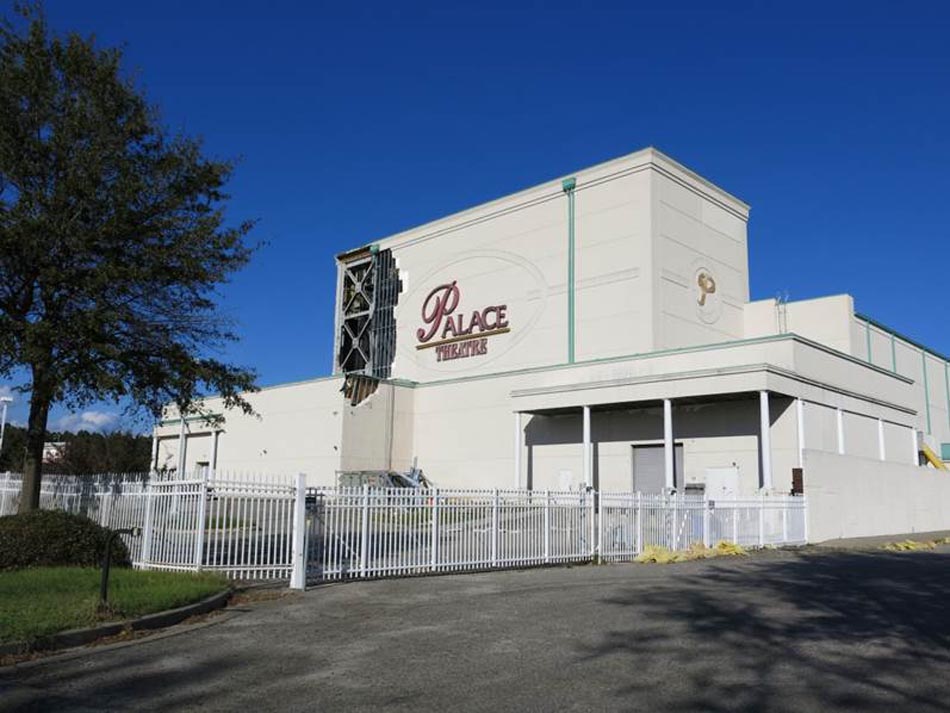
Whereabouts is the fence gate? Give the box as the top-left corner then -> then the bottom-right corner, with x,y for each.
304,487 -> 595,582
140,478 -> 206,572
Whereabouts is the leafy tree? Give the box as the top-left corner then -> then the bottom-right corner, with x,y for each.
0,423 -> 152,474
0,7 -> 257,511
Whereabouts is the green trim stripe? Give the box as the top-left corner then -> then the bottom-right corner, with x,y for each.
411,332 -> 914,390
856,311 -> 950,363
562,177 -> 577,364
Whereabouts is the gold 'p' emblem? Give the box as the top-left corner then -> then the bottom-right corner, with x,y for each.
697,272 -> 717,306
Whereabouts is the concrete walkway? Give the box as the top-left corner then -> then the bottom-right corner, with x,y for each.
816,530 -> 950,550
3,547 -> 950,712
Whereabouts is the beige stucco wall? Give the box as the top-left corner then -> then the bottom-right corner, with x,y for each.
156,146 -> 950,505
746,291 -> 950,456
743,295 -> 855,355
155,377 -> 345,484
805,449 -> 950,541
525,401 -> 762,494
652,164 -> 749,351
344,148 -> 749,386
340,382 -> 415,474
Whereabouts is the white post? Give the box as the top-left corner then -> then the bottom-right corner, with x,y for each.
759,391 -> 773,491
430,488 -> 440,572
796,398 -> 805,468
663,398 -> 674,491
491,489 -> 499,567
758,492 -> 765,547
98,484 -> 111,527
210,430 -> 220,477
782,497 -> 789,543
703,500 -> 710,548
910,426 -> 918,466
802,495 -> 809,544
543,490 -> 551,563
582,406 -> 592,488
513,412 -> 522,488
359,483 -> 370,578
589,489 -> 596,558
836,408 -> 845,455
289,473 -> 307,590
636,492 -> 643,554
597,492 -> 604,560
877,419 -> 886,462
140,482 -> 154,569
150,432 -> 158,472
193,469 -> 209,570
177,417 -> 187,477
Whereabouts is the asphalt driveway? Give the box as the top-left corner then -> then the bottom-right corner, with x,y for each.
3,546 -> 950,712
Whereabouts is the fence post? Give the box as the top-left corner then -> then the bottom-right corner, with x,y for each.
636,493 -> 643,555
758,492 -> 765,548
0,473 -> 7,516
671,494 -> 677,550
703,498 -> 711,548
141,480 -> 154,569
359,483 -> 370,578
597,492 -> 604,562
430,488 -> 440,572
491,489 -> 499,568
543,490 -> 551,563
588,489 -> 596,559
782,497 -> 788,543
193,469 -> 209,570
290,473 -> 307,590
732,503 -> 738,545
802,495 -> 809,544
97,484 -> 108,526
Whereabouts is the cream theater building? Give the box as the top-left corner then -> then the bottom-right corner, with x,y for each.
154,147 -> 950,537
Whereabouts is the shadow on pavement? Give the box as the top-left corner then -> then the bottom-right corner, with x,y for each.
582,550 -> 950,712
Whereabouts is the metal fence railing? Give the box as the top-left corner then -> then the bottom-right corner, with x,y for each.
0,473 -> 807,587
305,488 -> 594,581
0,471 -> 297,580
597,492 -> 808,561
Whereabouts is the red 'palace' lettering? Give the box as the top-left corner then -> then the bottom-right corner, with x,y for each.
416,281 -> 509,361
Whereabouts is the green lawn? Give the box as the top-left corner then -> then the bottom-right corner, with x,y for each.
0,567 -> 229,645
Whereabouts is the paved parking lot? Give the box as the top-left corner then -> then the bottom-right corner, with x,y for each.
3,546 -> 950,712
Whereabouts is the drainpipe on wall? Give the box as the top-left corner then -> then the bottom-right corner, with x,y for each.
922,350 -> 932,435
562,177 -> 577,364
177,416 -> 187,477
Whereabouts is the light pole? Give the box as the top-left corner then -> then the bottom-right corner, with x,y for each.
0,396 -> 12,462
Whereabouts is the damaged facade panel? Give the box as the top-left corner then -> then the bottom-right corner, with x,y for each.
335,247 -> 401,380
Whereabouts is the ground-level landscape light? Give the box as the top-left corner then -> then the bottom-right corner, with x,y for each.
100,527 -> 142,610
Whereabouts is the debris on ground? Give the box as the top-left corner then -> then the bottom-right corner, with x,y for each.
882,539 -> 938,552
634,540 -> 748,564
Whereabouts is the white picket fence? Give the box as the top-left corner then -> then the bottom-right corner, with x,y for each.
0,471 -> 297,580
0,473 -> 807,586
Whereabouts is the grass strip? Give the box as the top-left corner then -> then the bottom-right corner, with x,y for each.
0,567 -> 227,645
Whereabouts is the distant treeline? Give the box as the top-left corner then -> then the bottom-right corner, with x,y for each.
0,425 -> 151,474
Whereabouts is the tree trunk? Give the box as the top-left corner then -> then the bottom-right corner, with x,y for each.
18,389 -> 51,513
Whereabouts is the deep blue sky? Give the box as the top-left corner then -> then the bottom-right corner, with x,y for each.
4,0 -> 950,429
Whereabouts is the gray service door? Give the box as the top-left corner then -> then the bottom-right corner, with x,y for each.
632,444 -> 683,493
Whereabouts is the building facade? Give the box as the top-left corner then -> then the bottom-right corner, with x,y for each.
154,148 -> 950,509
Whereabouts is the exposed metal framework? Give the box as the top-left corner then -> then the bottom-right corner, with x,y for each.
336,247 -> 400,379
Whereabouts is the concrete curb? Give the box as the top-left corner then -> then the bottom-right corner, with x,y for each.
0,588 -> 232,657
